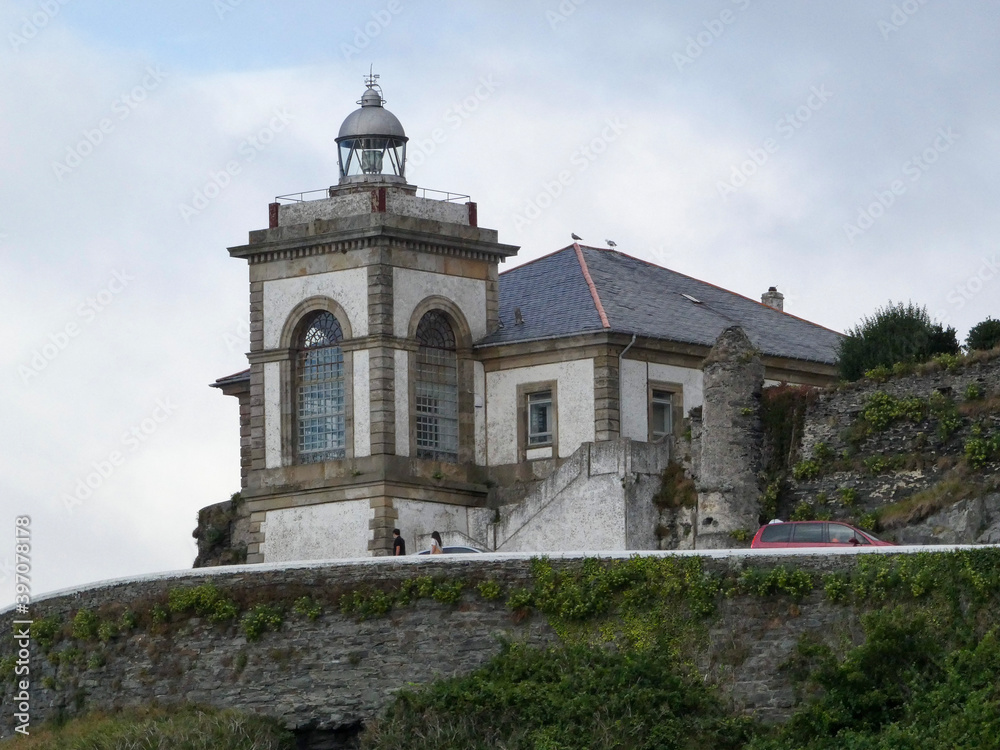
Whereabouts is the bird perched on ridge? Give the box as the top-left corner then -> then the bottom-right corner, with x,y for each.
571,233 -> 583,241
605,239 -> 617,248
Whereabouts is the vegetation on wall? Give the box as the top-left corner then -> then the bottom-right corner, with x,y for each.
0,706 -> 294,749
759,384 -> 818,522
837,301 -> 959,382
652,461 -> 697,510
359,549 -> 1000,750
8,550 -> 1000,748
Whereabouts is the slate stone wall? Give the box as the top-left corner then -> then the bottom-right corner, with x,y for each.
787,355 -> 1000,540
2,552 -> 882,743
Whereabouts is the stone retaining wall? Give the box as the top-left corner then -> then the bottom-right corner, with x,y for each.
1,551 -> 905,742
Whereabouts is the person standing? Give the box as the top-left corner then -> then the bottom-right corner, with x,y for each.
392,528 -> 406,556
430,531 -> 443,554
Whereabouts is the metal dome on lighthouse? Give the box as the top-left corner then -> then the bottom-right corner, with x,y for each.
335,71 -> 408,185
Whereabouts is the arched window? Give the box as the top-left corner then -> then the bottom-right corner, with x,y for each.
297,311 -> 346,463
414,310 -> 458,461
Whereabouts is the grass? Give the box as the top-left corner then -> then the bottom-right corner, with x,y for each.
877,473 -> 992,530
0,705 -> 294,749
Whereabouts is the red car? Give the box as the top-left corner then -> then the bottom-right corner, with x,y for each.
750,521 -> 893,549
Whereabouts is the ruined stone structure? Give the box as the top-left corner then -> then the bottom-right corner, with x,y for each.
696,327 -> 765,548
208,75 -> 842,563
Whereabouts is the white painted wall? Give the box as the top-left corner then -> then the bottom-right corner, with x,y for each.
485,359 -> 595,465
394,349 -> 410,456
392,268 -> 486,339
620,360 -> 705,441
393,499 -> 477,555
620,358 -> 648,441
264,361 -> 281,468
261,500 -> 371,562
262,268 -> 368,349
474,361 -> 486,465
353,350 -> 370,458
648,362 -> 704,415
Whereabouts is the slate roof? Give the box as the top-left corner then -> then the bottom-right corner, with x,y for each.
477,245 -> 842,365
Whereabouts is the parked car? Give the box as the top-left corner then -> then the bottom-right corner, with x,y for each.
417,546 -> 484,555
750,520 -> 893,549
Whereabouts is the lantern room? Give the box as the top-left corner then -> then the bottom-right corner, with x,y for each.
335,73 -> 408,185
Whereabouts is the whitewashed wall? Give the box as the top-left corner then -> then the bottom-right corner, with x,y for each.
353,350 -> 370,458
620,360 -> 704,442
260,500 -> 371,562
393,499 -> 492,555
392,268 -> 486,338
485,359 -> 595,465
264,361 -> 281,468
394,349 -> 409,456
262,268 -> 368,349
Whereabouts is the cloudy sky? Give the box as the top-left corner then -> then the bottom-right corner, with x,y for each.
2,0 -> 999,606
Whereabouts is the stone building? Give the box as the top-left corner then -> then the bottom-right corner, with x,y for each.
211,76 -> 842,562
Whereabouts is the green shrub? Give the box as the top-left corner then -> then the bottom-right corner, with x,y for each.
964,383 -> 983,401
792,459 -> 821,481
31,617 -> 62,651
476,580 -> 503,601
838,301 -> 959,381
837,487 -> 858,507
71,609 -> 100,640
167,584 -> 238,623
966,316 -> 1000,351
292,596 -> 322,621
240,604 -> 283,642
860,391 -> 926,433
97,621 -> 118,642
363,641 -> 756,750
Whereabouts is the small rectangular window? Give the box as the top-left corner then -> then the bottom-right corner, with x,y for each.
650,389 -> 673,441
527,390 -> 553,446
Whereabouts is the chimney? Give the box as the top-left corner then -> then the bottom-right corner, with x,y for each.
761,286 -> 784,311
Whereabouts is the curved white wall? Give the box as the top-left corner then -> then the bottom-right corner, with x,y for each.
392,268 -> 486,339
261,500 -> 371,562
262,268 -> 368,349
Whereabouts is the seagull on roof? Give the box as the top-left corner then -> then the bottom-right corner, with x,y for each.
571,233 -> 583,241
605,239 -> 617,248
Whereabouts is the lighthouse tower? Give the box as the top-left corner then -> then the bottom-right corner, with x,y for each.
224,74 -> 518,561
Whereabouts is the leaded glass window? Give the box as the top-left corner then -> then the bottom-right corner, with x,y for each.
415,311 -> 458,461
297,311 -> 346,463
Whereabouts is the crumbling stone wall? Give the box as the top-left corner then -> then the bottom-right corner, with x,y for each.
785,355 -> 1000,541
696,327 -> 765,548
